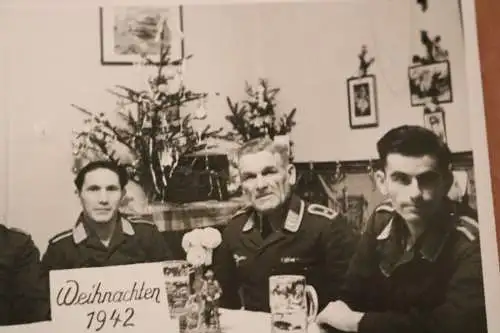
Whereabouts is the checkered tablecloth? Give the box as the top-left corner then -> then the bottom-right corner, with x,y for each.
131,198 -> 247,232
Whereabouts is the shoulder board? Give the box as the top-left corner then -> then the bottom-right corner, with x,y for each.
49,229 -> 73,244
307,203 -> 338,220
8,226 -> 31,237
455,215 -> 479,242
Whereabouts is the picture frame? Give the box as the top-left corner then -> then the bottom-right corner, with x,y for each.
99,6 -> 184,65
423,107 -> 447,143
347,75 -> 379,129
408,60 -> 453,106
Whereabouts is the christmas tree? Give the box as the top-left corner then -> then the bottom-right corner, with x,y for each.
224,79 -> 297,144
72,19 -> 222,202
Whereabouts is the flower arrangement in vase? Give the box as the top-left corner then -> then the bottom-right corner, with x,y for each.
181,227 -> 223,333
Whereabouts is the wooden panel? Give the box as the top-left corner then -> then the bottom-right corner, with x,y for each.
475,0 -> 500,258
294,151 -> 473,174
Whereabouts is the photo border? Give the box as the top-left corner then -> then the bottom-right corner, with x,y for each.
346,75 -> 379,129
408,60 -> 453,107
99,6 -> 185,66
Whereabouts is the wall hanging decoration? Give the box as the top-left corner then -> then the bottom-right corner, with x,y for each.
100,6 -> 183,65
409,31 -> 452,106
423,103 -> 447,143
347,45 -> 379,129
73,22 -> 227,203
416,0 -> 428,12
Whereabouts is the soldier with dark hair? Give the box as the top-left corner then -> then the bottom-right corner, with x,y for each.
42,160 -> 172,274
317,125 -> 487,333
0,225 -> 49,325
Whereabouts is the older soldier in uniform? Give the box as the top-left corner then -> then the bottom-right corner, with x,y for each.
213,138 -> 357,312
0,224 -> 49,325
42,160 -> 173,271
317,125 -> 487,333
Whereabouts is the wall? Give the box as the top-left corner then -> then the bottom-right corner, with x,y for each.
255,0 -> 469,161
0,0 -> 469,252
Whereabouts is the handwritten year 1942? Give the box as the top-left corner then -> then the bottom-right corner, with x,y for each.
86,307 -> 135,331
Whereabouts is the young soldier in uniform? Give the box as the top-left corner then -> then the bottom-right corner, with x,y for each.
316,125 -> 487,333
213,137 -> 357,312
42,160 -> 173,271
0,224 -> 49,325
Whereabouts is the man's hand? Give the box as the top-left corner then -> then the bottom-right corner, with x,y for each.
316,300 -> 364,332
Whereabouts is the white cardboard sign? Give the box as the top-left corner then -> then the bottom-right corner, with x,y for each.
49,262 -> 178,333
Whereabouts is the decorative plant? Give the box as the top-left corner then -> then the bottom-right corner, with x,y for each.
412,30 -> 449,65
72,19 -> 223,202
223,79 -> 297,144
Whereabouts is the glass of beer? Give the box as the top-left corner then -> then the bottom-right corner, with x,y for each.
163,260 -> 191,319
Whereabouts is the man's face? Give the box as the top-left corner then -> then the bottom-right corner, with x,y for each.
376,153 -> 451,223
78,168 -> 125,224
238,150 -> 296,213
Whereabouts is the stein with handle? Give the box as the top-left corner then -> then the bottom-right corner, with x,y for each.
269,275 -> 319,333
163,260 -> 191,319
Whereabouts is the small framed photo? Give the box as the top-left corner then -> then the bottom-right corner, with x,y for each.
408,60 -> 453,106
99,6 -> 184,65
347,75 -> 379,129
423,108 -> 447,143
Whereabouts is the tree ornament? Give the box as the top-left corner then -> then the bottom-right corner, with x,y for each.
71,42 -> 224,202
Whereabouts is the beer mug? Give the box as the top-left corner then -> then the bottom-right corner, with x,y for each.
269,275 -> 319,333
163,260 -> 191,318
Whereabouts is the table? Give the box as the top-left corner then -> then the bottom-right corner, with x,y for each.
122,199 -> 247,259
218,309 -> 321,333
149,199 -> 246,232
121,198 -> 247,232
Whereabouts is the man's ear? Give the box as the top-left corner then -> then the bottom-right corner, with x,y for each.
287,164 -> 297,186
374,170 -> 388,195
443,170 -> 454,194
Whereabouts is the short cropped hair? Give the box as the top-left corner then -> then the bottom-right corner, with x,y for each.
376,125 -> 452,172
74,160 -> 129,192
235,137 -> 289,166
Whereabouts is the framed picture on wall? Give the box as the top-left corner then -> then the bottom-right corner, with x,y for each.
347,75 -> 379,129
408,60 -> 453,106
423,107 -> 447,143
99,6 -> 184,65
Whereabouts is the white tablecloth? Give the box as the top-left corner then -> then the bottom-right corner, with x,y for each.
219,309 -> 321,333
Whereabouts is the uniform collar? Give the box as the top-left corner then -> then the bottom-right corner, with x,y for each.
72,213 -> 135,244
242,195 -> 305,233
376,205 -> 454,277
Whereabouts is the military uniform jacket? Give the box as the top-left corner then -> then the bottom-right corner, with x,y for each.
340,200 -> 487,333
0,224 -> 49,325
42,214 -> 173,271
213,195 -> 357,312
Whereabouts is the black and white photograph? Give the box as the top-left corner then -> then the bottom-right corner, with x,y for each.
1,0 -> 500,332
424,108 -> 447,143
347,75 -> 378,129
408,60 -> 453,106
100,6 -> 183,65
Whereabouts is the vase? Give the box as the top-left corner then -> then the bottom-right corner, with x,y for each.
180,266 -> 206,333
